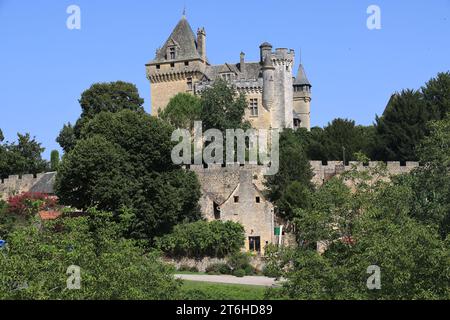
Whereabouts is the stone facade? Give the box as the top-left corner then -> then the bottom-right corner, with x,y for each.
191,164 -> 274,255
0,172 -> 56,201
146,15 -> 312,131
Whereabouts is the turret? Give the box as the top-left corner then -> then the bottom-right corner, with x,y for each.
293,64 -> 312,131
197,27 -> 207,62
259,42 -> 273,63
262,55 -> 275,110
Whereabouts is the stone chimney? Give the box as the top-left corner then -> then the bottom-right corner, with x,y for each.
240,52 -> 246,74
197,27 -> 206,62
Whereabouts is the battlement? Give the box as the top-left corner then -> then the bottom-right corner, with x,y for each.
0,172 -> 56,201
272,48 -> 295,61
309,161 -> 421,185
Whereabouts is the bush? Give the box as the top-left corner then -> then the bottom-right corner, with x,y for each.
227,252 -> 254,275
206,263 -> 232,275
233,269 -> 246,278
156,220 -> 245,258
7,192 -> 58,217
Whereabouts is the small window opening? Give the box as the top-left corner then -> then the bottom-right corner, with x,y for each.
234,196 -> 239,203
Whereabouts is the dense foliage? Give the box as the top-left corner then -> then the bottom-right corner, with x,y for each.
265,129 -> 314,221
0,132 -> 48,178
0,210 -> 180,300
7,192 -> 58,217
57,81 -> 145,153
265,140 -> 450,299
55,110 -> 202,243
156,220 -> 245,258
159,93 -> 202,132
300,72 -> 450,162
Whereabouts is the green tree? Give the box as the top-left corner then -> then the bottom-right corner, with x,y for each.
422,71 -> 450,119
159,93 -> 202,131
375,90 -> 435,161
265,129 -> 314,221
0,210 -> 181,300
406,115 -> 450,238
50,150 -> 60,171
0,133 -> 48,177
321,118 -> 364,161
55,110 -> 202,242
200,79 -> 250,132
57,81 -> 145,153
156,220 -> 245,258
266,162 -> 450,300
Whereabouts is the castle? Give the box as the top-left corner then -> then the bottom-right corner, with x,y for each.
146,14 -> 312,131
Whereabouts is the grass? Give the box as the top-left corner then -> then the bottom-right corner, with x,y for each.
180,280 -> 272,300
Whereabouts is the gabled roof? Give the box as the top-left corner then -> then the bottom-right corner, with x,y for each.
151,16 -> 202,63
294,64 -> 311,86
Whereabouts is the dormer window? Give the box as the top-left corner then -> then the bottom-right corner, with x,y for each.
220,73 -> 234,82
169,47 -> 176,60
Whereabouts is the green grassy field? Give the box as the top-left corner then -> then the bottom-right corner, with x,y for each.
180,280 -> 271,300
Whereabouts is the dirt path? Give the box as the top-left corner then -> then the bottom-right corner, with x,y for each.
175,274 -> 282,287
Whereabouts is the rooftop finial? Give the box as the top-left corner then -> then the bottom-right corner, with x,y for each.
182,4 -> 186,18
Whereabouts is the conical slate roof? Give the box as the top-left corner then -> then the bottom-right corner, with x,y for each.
152,16 -> 201,62
294,64 -> 311,86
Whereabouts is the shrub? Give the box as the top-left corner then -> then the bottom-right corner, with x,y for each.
233,269 -> 246,278
178,264 -> 192,272
206,263 -> 232,275
227,252 -> 254,275
7,192 -> 58,217
156,220 -> 245,258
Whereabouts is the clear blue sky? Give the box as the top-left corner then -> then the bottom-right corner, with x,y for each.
0,0 -> 449,159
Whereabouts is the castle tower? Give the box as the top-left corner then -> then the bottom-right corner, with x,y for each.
293,64 -> 312,131
262,55 -> 275,111
146,15 -> 209,115
269,48 -> 295,129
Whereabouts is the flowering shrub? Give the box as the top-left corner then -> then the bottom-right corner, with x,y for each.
7,192 -> 58,217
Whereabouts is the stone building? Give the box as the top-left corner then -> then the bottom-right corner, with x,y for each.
146,14 -> 312,131
191,164 -> 274,254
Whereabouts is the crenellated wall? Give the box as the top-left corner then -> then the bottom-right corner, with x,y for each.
309,161 -> 421,185
0,172 -> 56,201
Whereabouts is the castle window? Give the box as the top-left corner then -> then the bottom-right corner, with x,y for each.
169,47 -> 176,60
184,61 -> 189,66
249,98 -> 258,117
170,63 -> 175,68
234,196 -> 239,203
156,65 -> 161,70
213,202 -> 221,220
256,197 -> 261,204
221,73 -> 234,82
187,78 -> 193,91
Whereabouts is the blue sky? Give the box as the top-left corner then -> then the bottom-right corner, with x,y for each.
0,0 -> 449,159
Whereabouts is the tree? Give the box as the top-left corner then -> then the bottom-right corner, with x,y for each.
0,133 -> 48,178
200,79 -> 250,132
266,162 -> 450,300
0,210 -> 181,300
265,129 -> 314,221
56,123 -> 76,154
156,220 -> 245,258
159,93 -> 201,132
405,115 -> 450,238
375,90 -> 435,161
57,81 -> 145,153
55,110 -> 202,242
50,150 -> 60,171
422,71 -> 450,119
